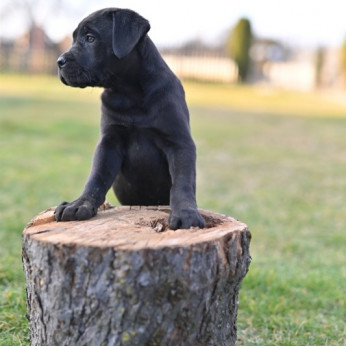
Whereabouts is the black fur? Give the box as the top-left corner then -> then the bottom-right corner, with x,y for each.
55,8 -> 205,230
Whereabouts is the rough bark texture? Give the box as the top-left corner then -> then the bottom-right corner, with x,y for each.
22,205 -> 251,346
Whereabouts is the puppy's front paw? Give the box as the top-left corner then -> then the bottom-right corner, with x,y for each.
169,207 -> 205,230
54,198 -> 97,221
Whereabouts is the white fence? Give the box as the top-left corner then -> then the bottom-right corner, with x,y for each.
163,54 -> 238,83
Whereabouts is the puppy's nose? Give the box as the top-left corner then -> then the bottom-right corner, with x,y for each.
57,56 -> 67,68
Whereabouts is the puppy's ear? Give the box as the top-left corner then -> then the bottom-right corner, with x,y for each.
112,9 -> 150,59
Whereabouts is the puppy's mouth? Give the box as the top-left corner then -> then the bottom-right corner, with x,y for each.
59,73 -> 68,86
58,66 -> 91,88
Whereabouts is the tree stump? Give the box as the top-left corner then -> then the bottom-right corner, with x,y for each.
22,205 -> 251,346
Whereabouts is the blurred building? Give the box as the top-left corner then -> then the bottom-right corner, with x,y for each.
262,48 -> 342,91
0,25 -> 61,74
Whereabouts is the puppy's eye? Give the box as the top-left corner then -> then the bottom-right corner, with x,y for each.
86,34 -> 95,43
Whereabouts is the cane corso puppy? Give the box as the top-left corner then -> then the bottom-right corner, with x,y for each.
55,8 -> 205,230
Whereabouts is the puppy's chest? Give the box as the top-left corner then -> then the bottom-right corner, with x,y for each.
125,130 -> 164,159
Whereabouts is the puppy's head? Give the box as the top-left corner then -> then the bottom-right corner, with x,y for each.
57,8 -> 150,88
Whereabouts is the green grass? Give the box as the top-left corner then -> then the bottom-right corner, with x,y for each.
0,75 -> 345,345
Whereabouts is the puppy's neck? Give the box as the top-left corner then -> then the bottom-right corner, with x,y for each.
103,51 -> 141,90
101,36 -> 175,113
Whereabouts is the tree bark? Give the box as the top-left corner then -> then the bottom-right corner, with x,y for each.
22,205 -> 251,346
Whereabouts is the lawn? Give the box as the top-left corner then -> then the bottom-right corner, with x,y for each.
0,75 -> 345,345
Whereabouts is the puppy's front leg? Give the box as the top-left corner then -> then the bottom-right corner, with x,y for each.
167,144 -> 205,230
55,135 -> 122,221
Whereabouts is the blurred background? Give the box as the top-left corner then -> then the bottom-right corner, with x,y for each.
1,1 -> 346,345
1,0 -> 346,90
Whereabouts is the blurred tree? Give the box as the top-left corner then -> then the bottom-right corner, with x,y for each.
227,18 -> 253,83
315,46 -> 325,88
0,0 -> 89,39
341,38 -> 346,87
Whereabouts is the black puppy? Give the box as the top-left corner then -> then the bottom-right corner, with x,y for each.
55,8 -> 205,230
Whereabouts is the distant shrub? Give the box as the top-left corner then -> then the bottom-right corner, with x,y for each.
315,46 -> 325,88
341,38 -> 346,87
227,18 -> 253,83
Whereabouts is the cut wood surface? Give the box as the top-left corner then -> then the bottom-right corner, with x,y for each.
22,205 -> 251,346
